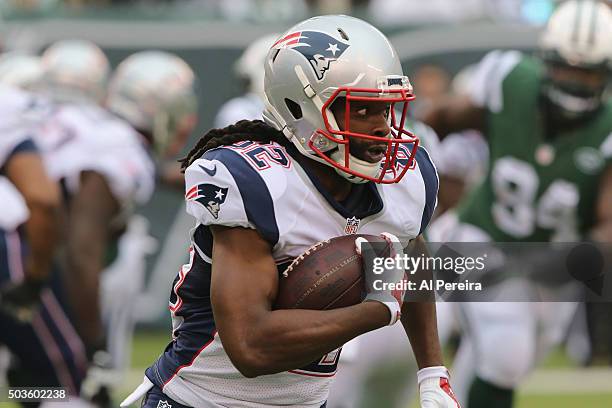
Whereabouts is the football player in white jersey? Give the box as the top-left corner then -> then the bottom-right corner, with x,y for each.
32,50 -> 196,406
0,84 -> 61,321
0,46 -> 196,406
122,15 -> 459,408
0,85 -> 93,402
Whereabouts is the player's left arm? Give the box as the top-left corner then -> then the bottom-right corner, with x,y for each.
401,236 -> 443,367
591,164 -> 612,241
65,171 -> 120,354
401,238 -> 460,407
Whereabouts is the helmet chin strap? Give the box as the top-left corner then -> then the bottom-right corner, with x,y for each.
330,145 -> 382,184
546,86 -> 599,115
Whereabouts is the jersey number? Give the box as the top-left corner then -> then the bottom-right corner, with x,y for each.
492,157 -> 579,240
231,141 -> 290,170
289,348 -> 341,377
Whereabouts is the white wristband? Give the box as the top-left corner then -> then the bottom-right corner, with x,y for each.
417,365 -> 450,384
383,301 -> 402,325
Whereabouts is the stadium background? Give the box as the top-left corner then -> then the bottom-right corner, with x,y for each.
0,1 -> 610,407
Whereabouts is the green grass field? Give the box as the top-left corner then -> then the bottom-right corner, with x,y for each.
125,330 -> 612,408
3,330 -> 612,407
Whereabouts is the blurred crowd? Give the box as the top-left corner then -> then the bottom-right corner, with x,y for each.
0,0 -> 572,25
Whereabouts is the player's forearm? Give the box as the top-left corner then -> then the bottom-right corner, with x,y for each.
420,96 -> 485,139
401,301 -> 443,369
24,200 -> 60,282
65,172 -> 119,350
221,301 -> 389,377
65,219 -> 107,348
401,236 -> 444,369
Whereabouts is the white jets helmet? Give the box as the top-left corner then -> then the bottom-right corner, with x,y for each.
107,51 -> 198,157
263,15 -> 418,184
40,39 -> 110,104
234,33 -> 279,98
539,0 -> 612,120
0,52 -> 43,90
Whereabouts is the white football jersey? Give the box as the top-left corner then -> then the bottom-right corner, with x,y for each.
0,85 -> 43,168
32,103 -> 156,206
146,140 -> 438,407
0,84 -> 155,207
0,85 -> 45,228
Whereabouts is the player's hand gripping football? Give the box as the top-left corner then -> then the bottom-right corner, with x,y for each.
355,232 -> 406,325
418,366 -> 461,408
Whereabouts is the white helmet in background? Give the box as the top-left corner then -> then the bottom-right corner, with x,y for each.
539,0 -> 612,120
40,39 -> 110,104
107,51 -> 198,157
0,52 -> 43,90
263,15 -> 418,184
234,33 -> 279,98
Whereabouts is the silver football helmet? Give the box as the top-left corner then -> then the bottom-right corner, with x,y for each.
539,0 -> 612,120
40,39 -> 110,104
263,15 -> 418,184
234,33 -> 279,98
106,51 -> 198,157
0,52 -> 43,90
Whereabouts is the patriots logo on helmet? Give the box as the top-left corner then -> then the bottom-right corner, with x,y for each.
273,31 -> 350,80
186,183 -> 228,219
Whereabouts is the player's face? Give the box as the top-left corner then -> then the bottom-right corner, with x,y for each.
165,113 -> 198,158
330,98 -> 392,163
547,63 -> 608,94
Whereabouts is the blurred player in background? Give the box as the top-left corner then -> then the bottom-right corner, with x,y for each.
0,83 -> 60,349
99,51 -> 197,386
0,42 -> 198,406
122,14 -> 459,408
39,39 -> 110,105
26,40 -> 156,407
422,1 -> 612,406
35,38 -> 116,369
37,46 -> 197,405
432,65 -> 489,216
214,33 -> 279,128
0,52 -> 43,90
0,82 -> 91,404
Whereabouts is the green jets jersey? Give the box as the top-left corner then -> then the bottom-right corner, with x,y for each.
458,51 -> 612,242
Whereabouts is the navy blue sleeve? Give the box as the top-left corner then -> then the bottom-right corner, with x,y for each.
203,148 -> 279,246
1,139 -> 38,174
415,145 -> 439,235
11,139 -> 38,156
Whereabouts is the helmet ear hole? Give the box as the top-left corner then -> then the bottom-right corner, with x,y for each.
285,98 -> 303,119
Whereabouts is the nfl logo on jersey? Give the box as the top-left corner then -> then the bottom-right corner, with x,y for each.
344,217 -> 360,235
157,400 -> 172,408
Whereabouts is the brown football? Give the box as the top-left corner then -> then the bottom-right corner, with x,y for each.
274,234 -> 391,310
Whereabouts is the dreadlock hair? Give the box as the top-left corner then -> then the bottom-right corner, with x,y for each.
179,120 -> 293,172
